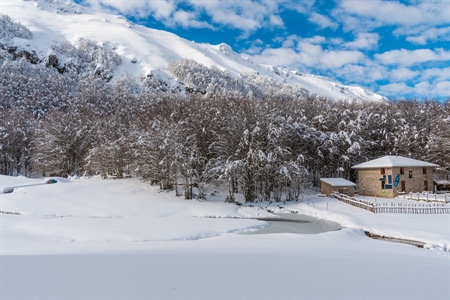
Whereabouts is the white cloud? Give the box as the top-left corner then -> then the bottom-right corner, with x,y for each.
250,36 -> 365,71
378,82 -> 414,97
251,47 -> 300,67
378,79 -> 450,99
83,0 -> 175,19
308,12 -> 338,30
366,68 -> 385,82
191,1 -> 259,31
375,48 -> 450,66
81,0 -> 207,28
171,10 -> 212,29
434,81 -> 450,97
319,50 -> 364,69
344,33 -> 380,50
333,61 -> 386,84
189,0 -> 286,32
329,37 -> 345,45
336,0 -> 421,28
244,39 -> 265,55
390,68 -> 419,81
375,64 -> 449,99
276,35 -> 325,49
406,26 -> 450,45
300,35 -> 327,45
270,15 -> 284,27
413,81 -> 442,98
413,1 -> 450,27
420,67 -> 450,81
146,0 -> 175,20
414,80 -> 449,99
81,0 -> 287,32
286,0 -> 316,14
332,0 -> 450,53
334,0 -> 449,31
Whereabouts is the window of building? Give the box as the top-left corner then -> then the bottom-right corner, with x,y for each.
381,181 -> 385,189
424,181 -> 428,191
409,171 -> 413,178
423,167 -> 427,174
380,168 -> 385,175
400,167 -> 404,175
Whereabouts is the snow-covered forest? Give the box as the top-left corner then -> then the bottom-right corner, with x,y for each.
1,15 -> 449,202
2,61 -> 449,202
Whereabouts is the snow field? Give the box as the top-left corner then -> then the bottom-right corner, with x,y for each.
1,175 -> 449,299
1,176 -> 271,250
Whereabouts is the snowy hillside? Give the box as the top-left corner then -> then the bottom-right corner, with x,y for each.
1,0 -> 385,101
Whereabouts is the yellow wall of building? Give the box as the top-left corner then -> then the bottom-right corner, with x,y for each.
358,167 -> 434,198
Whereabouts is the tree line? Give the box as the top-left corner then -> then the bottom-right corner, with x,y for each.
1,58 -> 449,202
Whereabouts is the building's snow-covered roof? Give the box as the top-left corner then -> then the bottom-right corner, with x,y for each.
434,179 -> 450,185
352,155 -> 439,169
320,178 -> 356,187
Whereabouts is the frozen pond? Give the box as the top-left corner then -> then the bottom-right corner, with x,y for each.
244,213 -> 343,234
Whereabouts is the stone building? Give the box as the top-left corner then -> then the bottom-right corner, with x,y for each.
352,155 -> 439,198
320,178 -> 356,196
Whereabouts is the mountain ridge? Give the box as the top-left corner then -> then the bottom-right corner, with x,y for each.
1,0 -> 385,101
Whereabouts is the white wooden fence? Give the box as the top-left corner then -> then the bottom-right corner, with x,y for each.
399,192 -> 449,203
332,193 -> 450,214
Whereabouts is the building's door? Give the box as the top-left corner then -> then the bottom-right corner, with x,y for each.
401,181 -> 406,192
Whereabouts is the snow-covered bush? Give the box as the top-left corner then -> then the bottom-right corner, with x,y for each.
0,14 -> 32,40
76,39 -> 121,78
168,58 -> 261,98
168,58 -> 315,101
51,38 -> 121,79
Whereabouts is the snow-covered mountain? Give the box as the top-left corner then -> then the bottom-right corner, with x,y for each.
1,0 -> 385,101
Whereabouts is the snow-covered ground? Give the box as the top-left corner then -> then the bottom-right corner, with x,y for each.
1,175 -> 449,299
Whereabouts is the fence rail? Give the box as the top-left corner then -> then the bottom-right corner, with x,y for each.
332,193 -> 450,214
400,192 -> 449,203
373,206 -> 450,214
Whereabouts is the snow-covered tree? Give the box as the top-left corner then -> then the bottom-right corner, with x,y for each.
0,14 -> 32,40
31,111 -> 93,177
0,108 -> 35,176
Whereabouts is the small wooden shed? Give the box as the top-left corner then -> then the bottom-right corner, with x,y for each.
320,178 -> 356,196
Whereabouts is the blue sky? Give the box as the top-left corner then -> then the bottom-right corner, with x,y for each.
76,0 -> 449,100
